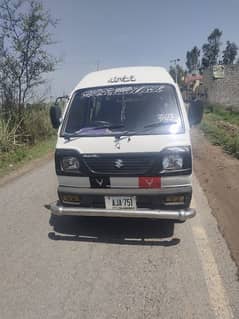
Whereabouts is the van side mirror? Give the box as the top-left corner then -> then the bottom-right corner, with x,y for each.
188,99 -> 204,126
50,95 -> 69,129
50,104 -> 62,129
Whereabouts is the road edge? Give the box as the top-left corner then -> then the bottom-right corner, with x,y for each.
0,151 -> 54,188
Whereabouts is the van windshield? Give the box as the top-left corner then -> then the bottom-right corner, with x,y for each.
63,84 -> 184,136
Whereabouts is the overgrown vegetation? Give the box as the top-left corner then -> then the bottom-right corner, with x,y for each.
0,0 -> 58,117
200,105 -> 239,159
0,133 -> 56,177
0,0 -> 58,176
0,104 -> 56,175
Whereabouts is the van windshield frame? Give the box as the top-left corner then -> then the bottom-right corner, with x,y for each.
60,83 -> 185,137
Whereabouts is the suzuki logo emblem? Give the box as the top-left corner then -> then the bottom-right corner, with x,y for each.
114,159 -> 124,169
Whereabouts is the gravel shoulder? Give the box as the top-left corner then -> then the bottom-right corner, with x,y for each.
191,127 -> 239,269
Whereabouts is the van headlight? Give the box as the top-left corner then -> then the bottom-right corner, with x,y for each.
61,156 -> 80,172
162,153 -> 183,170
160,146 -> 192,175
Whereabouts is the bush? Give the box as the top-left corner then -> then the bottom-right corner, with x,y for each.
0,118 -> 22,152
0,103 -> 55,153
200,111 -> 239,159
22,106 -> 55,144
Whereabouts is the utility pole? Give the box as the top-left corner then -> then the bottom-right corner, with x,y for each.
170,58 -> 180,83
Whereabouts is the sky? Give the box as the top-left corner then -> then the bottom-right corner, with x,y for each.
40,0 -> 239,98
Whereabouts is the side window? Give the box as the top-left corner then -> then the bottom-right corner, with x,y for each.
65,94 -> 87,133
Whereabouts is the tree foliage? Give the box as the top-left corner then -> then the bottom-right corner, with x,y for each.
0,0 -> 58,116
222,41 -> 238,64
186,46 -> 200,73
201,28 -> 222,68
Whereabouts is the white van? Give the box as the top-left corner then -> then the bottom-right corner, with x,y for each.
47,66 -> 203,222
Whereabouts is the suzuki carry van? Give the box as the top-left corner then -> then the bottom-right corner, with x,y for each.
47,66 -> 203,221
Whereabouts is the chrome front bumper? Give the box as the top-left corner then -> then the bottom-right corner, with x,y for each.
45,202 -> 196,221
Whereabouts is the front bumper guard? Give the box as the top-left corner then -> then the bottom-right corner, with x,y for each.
45,202 -> 196,221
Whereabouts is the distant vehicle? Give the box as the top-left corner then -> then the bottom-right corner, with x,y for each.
47,66 -> 203,222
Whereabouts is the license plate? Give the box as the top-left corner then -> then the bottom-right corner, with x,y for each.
105,196 -> 136,210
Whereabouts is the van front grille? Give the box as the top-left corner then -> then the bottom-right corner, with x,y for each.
83,155 -> 155,175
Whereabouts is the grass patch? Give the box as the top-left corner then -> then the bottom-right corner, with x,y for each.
0,135 -> 56,177
204,104 -> 239,125
200,107 -> 239,159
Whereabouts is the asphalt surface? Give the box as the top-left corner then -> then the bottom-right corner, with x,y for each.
0,161 -> 239,319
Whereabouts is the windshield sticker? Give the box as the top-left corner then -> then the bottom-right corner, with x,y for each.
157,113 -> 177,122
81,86 -> 165,98
108,75 -> 136,83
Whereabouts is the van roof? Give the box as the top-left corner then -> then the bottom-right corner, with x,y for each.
73,66 -> 174,91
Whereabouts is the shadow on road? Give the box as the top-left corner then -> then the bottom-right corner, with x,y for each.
48,215 -> 180,246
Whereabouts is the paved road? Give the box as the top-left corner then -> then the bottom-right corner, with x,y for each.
0,161 -> 239,319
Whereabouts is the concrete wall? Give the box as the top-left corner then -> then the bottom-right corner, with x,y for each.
203,65 -> 239,109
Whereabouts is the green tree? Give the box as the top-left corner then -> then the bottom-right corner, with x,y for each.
222,41 -> 238,64
0,0 -> 58,117
186,46 -> 200,73
202,28 -> 222,68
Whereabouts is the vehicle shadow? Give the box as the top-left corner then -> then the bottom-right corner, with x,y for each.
48,215 -> 180,246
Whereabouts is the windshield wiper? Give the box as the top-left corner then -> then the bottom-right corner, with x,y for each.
90,124 -> 125,130
63,120 -> 178,140
63,123 -> 125,140
115,120 -> 178,140
143,120 -> 177,129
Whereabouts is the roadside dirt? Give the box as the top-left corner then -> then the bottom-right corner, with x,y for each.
191,128 -> 239,268
0,152 -> 54,188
